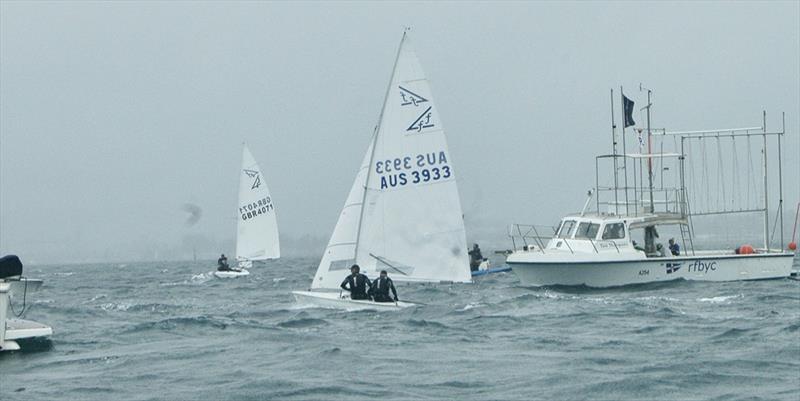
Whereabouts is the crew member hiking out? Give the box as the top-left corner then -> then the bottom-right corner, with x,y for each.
340,264 -> 372,300
369,270 -> 398,303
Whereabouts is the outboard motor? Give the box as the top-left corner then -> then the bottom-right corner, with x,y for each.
0,255 -> 23,280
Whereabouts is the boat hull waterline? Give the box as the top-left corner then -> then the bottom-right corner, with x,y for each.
292,291 -> 415,311
508,252 -> 795,287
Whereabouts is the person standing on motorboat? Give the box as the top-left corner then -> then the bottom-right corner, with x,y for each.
369,270 -> 398,303
656,243 -> 666,257
217,254 -> 231,272
340,264 -> 372,300
668,238 -> 681,256
468,243 -> 484,272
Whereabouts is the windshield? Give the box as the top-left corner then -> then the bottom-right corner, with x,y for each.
557,220 -> 577,238
601,223 -> 625,240
574,222 -> 600,239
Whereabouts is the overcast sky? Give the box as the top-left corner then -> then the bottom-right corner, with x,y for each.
1,1 -> 798,264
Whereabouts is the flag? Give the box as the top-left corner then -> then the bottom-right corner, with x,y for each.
623,95 -> 635,128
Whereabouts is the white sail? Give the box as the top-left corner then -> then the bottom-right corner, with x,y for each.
311,31 -> 470,290
235,145 -> 280,262
311,139 -> 374,289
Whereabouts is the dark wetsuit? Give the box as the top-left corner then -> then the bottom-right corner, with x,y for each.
369,277 -> 398,303
669,243 -> 681,256
217,257 -> 231,271
468,247 -> 484,272
340,273 -> 372,300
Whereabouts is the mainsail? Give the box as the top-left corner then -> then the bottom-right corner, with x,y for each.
235,145 -> 280,262
311,31 -> 470,290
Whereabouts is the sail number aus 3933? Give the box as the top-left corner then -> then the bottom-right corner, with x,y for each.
375,151 -> 452,190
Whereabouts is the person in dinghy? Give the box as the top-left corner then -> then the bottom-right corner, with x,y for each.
217,254 -> 233,272
369,270 -> 398,303
340,265 -> 372,300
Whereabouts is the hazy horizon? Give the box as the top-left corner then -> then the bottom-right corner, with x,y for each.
2,2 -> 798,265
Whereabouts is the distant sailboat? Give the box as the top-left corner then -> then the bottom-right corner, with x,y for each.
293,30 -> 471,309
215,145 -> 280,278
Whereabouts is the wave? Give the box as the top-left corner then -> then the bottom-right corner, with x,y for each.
277,317 -> 329,329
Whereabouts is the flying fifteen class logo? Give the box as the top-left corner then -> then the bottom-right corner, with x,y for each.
407,106 -> 435,132
243,169 -> 261,190
399,86 -> 428,106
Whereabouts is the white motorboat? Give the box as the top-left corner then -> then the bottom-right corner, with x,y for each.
215,144 -> 281,278
1,255 -> 53,352
293,29 -> 472,309
507,90 -> 795,287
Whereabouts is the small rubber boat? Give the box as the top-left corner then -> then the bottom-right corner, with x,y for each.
471,266 -> 512,277
292,291 -> 416,311
213,269 -> 250,279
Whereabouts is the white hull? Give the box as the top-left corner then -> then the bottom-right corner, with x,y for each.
292,291 -> 415,311
213,269 -> 250,279
508,252 -> 795,287
1,281 -> 52,352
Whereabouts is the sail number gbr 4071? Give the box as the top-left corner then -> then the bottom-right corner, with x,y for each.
375,151 -> 452,190
240,197 -> 274,221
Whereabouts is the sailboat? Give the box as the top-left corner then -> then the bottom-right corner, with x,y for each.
292,30 -> 471,310
215,145 -> 280,278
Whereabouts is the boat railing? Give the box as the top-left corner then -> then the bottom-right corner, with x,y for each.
508,223 -> 557,253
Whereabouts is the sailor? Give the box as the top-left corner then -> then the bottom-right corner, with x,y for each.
340,264 -> 372,300
369,270 -> 398,303
217,254 -> 231,271
468,243 -> 484,272
656,243 -> 666,257
668,238 -> 681,256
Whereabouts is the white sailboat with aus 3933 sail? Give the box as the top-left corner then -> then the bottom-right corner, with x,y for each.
506,89 -> 796,287
215,144 -> 280,278
293,30 -> 471,310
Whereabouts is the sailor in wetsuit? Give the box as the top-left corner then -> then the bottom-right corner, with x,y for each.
217,254 -> 231,271
369,270 -> 398,303
468,243 -> 484,272
340,264 -> 372,300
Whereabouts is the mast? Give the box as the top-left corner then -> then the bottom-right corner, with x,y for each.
611,89 -> 619,215
620,87 -> 630,216
353,29 -> 408,261
762,111 -> 769,251
645,87 -> 655,213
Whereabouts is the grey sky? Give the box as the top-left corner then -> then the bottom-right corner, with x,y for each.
1,1 -> 798,264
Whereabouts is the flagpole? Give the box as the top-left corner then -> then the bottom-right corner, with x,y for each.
611,89 -> 619,215
620,86 -> 629,216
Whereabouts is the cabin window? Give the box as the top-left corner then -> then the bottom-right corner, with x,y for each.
557,220 -> 576,238
601,223 -> 625,240
574,223 -> 600,239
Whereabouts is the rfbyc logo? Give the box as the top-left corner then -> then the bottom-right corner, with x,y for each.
665,262 -> 682,274
687,260 -> 717,274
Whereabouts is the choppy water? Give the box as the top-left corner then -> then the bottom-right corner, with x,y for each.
2,256 -> 799,400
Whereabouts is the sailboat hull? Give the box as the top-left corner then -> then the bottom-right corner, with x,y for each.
292,291 -> 415,311
508,251 -> 795,287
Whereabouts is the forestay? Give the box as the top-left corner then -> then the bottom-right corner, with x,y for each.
236,145 -> 280,262
311,31 -> 470,290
